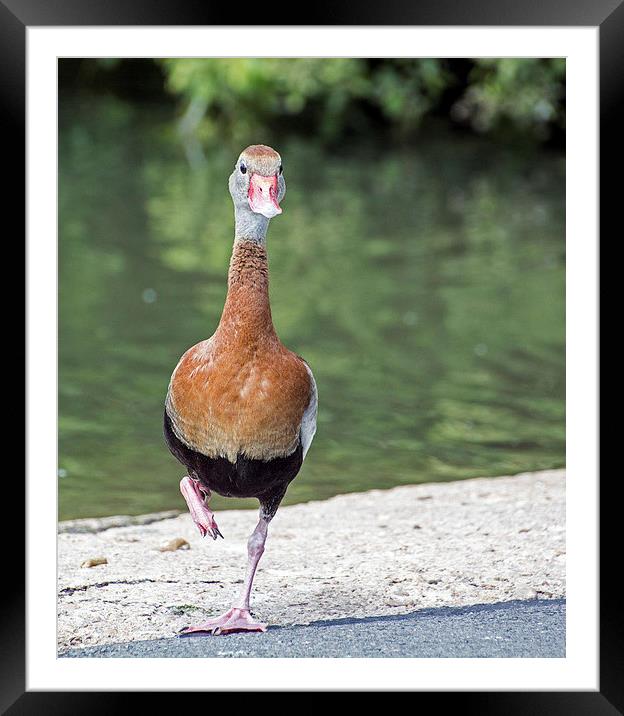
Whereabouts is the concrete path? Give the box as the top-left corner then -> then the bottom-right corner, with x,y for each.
58,470 -> 565,652
61,598 -> 565,658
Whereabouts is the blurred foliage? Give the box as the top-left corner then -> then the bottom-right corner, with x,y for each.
58,94 -> 565,519
452,58 -> 566,140
158,58 -> 449,142
154,58 -> 564,144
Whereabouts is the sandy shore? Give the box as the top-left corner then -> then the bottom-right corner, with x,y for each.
57,469 -> 565,652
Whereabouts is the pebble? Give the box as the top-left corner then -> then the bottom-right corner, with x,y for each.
80,557 -> 108,568
514,584 -> 538,600
159,538 -> 190,552
386,594 -> 413,607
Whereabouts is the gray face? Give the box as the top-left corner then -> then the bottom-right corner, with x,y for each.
228,154 -> 286,218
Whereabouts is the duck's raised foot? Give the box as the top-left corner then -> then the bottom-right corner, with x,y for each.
179,607 -> 268,636
179,476 -> 223,540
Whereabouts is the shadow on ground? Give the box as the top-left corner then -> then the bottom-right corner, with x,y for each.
60,598 -> 565,658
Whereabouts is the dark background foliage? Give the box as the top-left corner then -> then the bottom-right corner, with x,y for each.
59,58 -> 565,147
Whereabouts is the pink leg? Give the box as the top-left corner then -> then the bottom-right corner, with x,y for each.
180,476 -> 223,540
180,518 -> 269,635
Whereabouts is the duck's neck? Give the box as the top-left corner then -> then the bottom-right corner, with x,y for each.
233,204 -> 269,246
218,238 -> 274,336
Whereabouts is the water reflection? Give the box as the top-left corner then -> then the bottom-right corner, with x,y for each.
59,96 -> 565,519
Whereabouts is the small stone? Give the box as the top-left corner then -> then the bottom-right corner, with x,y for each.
80,557 -> 108,568
385,593 -> 413,607
514,583 -> 537,600
159,538 -> 190,552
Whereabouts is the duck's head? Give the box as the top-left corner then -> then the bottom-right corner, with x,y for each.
229,144 -> 285,220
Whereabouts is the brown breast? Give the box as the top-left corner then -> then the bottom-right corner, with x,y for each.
166,241 -> 311,463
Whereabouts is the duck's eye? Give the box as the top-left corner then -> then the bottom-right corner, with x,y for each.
240,162 -> 247,174
278,164 -> 283,175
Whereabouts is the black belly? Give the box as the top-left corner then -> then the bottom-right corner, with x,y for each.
163,409 -> 302,519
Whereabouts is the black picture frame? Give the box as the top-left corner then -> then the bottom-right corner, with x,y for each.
7,0 -> 612,709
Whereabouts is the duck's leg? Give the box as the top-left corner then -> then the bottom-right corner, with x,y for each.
179,476 -> 223,540
180,516 -> 269,635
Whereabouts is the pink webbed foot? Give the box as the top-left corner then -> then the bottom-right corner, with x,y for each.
179,608 -> 268,636
179,476 -> 223,540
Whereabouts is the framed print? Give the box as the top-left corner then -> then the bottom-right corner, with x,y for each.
7,0 -> 614,708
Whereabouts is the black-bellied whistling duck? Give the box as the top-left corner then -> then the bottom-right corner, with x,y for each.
164,145 -> 317,635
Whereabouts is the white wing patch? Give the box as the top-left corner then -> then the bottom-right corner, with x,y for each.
300,362 -> 318,460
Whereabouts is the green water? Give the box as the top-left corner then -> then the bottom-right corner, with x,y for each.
58,96 -> 565,520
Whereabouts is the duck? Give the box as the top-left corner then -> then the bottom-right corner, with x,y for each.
164,144 -> 317,635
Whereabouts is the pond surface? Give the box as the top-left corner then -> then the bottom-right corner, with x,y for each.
59,95 -> 565,520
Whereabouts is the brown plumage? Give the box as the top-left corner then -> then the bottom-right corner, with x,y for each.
166,240 -> 311,463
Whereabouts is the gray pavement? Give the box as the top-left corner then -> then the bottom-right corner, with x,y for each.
60,598 -> 565,658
